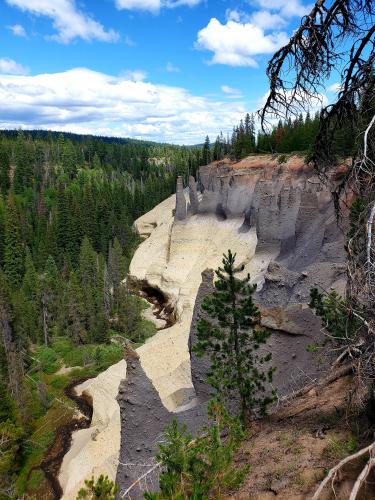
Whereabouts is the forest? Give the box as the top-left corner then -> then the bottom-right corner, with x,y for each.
204,110 -> 357,164
0,130 -> 202,497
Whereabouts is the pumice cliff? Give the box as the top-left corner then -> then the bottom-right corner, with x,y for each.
59,155 -> 347,499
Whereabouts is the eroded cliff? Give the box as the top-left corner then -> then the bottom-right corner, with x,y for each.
59,155 -> 347,499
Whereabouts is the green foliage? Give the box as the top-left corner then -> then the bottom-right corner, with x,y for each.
0,130 -> 200,497
35,347 -> 59,374
194,250 -> 276,421
202,135 -> 211,165
309,288 -> 361,342
0,420 -> 23,494
325,435 -> 359,459
3,195 -> 24,287
145,402 -> 248,500
77,475 -> 118,499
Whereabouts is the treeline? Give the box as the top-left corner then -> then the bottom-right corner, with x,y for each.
202,111 -> 356,163
0,130 -> 202,496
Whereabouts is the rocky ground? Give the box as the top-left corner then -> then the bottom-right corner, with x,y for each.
229,370 -> 374,499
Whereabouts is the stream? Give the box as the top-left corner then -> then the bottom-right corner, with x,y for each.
36,284 -> 174,499
33,377 -> 93,499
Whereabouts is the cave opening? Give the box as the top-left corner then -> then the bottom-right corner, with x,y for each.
139,283 -> 176,329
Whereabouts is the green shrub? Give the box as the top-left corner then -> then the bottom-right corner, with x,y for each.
27,469 -> 45,492
36,347 -> 59,374
64,345 -> 95,367
93,345 -> 123,369
77,475 -> 118,499
51,338 -> 74,358
145,402 -> 248,499
132,319 -> 157,343
309,288 -> 361,343
48,375 -> 69,389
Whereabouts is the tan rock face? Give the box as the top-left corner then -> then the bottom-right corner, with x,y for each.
60,360 -> 127,499
59,155 -> 347,498
130,194 -> 275,410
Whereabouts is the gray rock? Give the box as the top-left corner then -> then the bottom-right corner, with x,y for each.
175,176 -> 186,221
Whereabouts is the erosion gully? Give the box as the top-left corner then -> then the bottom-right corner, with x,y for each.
139,284 -> 176,329
34,283 -> 174,499
28,377 -> 93,500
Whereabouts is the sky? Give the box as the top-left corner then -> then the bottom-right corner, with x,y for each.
0,0 -> 337,144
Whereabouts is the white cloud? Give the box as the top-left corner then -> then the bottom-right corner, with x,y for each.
166,62 -> 181,73
252,0 -> 312,19
6,0 -> 119,43
121,69 -> 148,81
196,18 -> 288,67
221,85 -> 242,98
0,58 -> 28,75
8,23 -> 27,37
250,10 -> 287,30
115,0 -> 201,13
0,68 -> 247,144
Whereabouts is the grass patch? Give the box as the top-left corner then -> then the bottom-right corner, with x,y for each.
25,468 -> 45,493
324,435 -> 358,460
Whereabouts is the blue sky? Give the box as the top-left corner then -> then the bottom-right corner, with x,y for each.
0,0 -> 334,144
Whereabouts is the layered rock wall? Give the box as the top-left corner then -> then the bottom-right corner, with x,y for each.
60,155 -> 347,499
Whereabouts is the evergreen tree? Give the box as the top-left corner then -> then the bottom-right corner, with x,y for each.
13,131 -> 33,194
108,238 -> 126,304
39,256 -> 60,346
202,136 -> 211,165
65,271 -> 86,345
4,196 -> 24,288
0,144 -> 10,195
194,250 -> 276,422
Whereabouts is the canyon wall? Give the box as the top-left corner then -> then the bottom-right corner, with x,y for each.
60,155 -> 347,499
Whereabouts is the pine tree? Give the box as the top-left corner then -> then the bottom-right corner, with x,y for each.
108,238 -> 126,304
194,250 -> 276,422
0,144 -> 10,195
0,271 -> 27,423
39,256 -> 59,346
56,183 -> 69,259
65,271 -> 86,345
19,248 -> 40,343
202,136 -> 211,165
0,195 -> 6,266
13,131 -> 33,194
4,196 -> 24,288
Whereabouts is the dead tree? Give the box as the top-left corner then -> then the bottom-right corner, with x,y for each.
259,1 -> 375,497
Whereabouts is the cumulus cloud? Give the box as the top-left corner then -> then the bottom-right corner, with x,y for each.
250,10 -> 287,30
252,0 -> 312,19
115,0 -> 201,13
6,0 -> 119,43
196,18 -> 288,67
121,69 -> 148,81
0,58 -> 28,75
8,23 -> 27,37
0,68 -> 247,144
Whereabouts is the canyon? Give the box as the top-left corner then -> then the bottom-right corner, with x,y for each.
59,154 -> 347,499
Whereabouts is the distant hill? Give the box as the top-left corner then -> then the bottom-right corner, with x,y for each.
0,129 -> 202,149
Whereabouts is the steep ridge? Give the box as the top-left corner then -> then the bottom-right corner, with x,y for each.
59,155 -> 347,499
